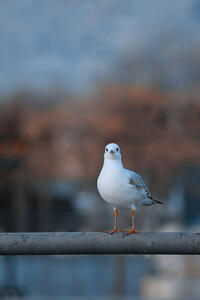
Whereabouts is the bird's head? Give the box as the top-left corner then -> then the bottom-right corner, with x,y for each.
104,143 -> 121,160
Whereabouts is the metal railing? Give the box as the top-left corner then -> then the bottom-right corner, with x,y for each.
0,232 -> 199,255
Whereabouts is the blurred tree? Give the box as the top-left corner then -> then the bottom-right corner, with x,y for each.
0,85 -> 200,201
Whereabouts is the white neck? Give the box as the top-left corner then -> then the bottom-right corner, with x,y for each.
103,157 -> 123,169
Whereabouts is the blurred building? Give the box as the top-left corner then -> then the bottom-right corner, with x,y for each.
0,0 -> 200,298
0,86 -> 200,298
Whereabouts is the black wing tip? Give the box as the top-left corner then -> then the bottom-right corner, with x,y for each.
148,196 -> 163,205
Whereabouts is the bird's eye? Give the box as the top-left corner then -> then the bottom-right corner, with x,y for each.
106,148 -> 108,152
116,148 -> 119,152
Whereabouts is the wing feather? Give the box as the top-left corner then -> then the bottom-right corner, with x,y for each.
125,169 -> 151,197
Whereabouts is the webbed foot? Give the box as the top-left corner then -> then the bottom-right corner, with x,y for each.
124,228 -> 138,235
104,228 -> 120,234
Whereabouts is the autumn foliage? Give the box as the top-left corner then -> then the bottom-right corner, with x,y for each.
0,85 -> 200,195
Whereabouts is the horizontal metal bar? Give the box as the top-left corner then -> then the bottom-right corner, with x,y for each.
0,232 -> 199,255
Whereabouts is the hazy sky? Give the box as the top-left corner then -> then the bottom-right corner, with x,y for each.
0,0 -> 199,94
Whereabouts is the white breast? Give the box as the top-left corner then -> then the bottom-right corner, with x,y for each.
97,163 -> 145,209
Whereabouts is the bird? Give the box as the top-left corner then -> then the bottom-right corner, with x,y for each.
97,142 -> 162,234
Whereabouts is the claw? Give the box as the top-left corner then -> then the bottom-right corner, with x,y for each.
124,228 -> 138,235
104,228 -> 120,234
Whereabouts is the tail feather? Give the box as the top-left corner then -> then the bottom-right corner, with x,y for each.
148,196 -> 163,205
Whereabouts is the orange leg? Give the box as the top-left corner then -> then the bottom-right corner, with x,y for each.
104,209 -> 120,234
125,209 -> 138,235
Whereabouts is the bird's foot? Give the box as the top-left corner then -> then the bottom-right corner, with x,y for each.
104,228 -> 120,234
124,227 -> 138,235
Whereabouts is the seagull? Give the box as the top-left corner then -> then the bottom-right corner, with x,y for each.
97,143 -> 162,234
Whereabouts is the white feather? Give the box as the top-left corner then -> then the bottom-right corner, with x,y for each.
97,143 -> 155,210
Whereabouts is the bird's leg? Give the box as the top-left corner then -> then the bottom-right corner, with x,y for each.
104,208 -> 119,234
125,209 -> 138,235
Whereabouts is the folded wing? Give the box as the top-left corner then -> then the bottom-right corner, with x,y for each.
125,169 -> 150,196
125,169 -> 162,205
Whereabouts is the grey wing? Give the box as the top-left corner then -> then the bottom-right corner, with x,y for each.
125,169 -> 151,198
125,169 -> 163,205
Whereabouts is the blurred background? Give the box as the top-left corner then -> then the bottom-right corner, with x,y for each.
0,0 -> 200,299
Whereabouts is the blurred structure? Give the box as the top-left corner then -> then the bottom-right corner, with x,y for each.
0,0 -> 200,299
0,86 -> 199,299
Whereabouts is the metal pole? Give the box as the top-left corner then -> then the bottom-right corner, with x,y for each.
0,232 -> 199,255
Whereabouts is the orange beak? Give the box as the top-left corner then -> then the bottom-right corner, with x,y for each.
110,150 -> 115,154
